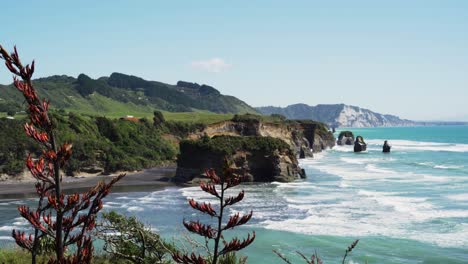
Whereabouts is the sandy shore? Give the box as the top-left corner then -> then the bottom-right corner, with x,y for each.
0,166 -> 178,199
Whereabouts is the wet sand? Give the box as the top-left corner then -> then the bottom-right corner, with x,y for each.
0,166 -> 178,199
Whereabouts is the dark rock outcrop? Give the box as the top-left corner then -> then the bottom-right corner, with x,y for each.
299,147 -> 306,159
174,136 -> 305,183
354,136 -> 367,152
383,140 -> 391,153
299,120 -> 335,153
337,131 -> 355,145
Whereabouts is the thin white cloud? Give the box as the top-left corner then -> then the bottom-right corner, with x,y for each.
190,58 -> 232,73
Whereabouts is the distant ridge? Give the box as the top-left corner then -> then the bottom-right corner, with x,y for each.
256,103 -> 416,128
0,73 -> 257,116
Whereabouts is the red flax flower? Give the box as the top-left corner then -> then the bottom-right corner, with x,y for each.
172,163 -> 255,264
1,44 -> 125,264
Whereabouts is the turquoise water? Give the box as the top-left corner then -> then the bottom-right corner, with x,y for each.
1,126 -> 468,263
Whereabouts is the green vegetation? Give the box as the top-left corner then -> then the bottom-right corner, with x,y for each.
98,211 -> 174,264
231,113 -> 298,124
0,110 -> 333,177
338,131 -> 354,138
163,111 -> 233,124
180,135 -> 291,157
0,118 -> 41,175
231,113 -> 263,123
0,72 -> 257,119
0,245 -> 247,264
0,112 -> 177,177
294,119 -> 332,136
0,249 -> 131,264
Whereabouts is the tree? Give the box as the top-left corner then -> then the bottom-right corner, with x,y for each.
7,110 -> 16,117
172,164 -> 255,264
0,45 -> 124,263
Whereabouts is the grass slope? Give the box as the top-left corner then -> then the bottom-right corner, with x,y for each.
0,73 -> 257,123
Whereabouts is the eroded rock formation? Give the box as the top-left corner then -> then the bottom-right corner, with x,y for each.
174,136 -> 305,183
187,118 -> 335,158
337,131 -> 355,145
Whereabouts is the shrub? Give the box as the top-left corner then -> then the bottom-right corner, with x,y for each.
231,113 -> 262,123
179,135 -> 291,157
153,110 -> 166,127
97,211 -> 174,264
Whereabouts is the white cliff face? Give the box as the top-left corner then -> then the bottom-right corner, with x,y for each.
335,105 -> 414,127
256,104 -> 416,128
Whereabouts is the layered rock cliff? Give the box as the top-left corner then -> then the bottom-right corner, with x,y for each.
174,136 -> 305,183
174,117 -> 334,183
187,118 -> 335,158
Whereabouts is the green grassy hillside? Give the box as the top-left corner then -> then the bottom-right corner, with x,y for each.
0,73 -> 257,120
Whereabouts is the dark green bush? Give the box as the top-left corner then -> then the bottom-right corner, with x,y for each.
180,135 -> 291,157
0,112 -> 176,177
231,113 -> 262,123
97,211 -> 174,264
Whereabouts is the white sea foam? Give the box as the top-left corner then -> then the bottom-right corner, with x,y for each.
261,187 -> 468,247
308,151 -> 328,161
12,219 -> 28,226
312,160 -> 457,184
0,236 -> 13,240
262,148 -> 468,249
447,193 -> 468,201
115,196 -> 132,200
138,196 -> 160,203
341,157 -> 396,165
332,146 -> 354,152
366,139 -> 468,152
364,164 -> 394,174
434,165 -> 464,169
127,206 -> 144,212
0,225 -> 15,231
103,202 -> 120,209
340,157 -> 366,165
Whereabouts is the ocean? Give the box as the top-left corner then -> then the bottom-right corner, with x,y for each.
1,126 -> 467,263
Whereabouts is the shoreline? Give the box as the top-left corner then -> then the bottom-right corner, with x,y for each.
0,166 -> 178,199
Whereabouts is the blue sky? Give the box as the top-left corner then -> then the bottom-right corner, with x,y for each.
1,0 -> 467,121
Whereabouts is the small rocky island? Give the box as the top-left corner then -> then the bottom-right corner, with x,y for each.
354,136 -> 367,152
337,131 -> 355,145
174,115 -> 335,183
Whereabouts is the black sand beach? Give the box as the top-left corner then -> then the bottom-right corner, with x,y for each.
0,166 -> 177,199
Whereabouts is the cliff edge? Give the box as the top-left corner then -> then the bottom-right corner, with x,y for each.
174,135 -> 305,183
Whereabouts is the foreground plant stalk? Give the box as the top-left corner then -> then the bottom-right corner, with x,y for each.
172,165 -> 255,264
0,45 -> 124,264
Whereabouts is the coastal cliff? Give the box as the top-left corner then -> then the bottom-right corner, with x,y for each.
187,116 -> 335,158
174,116 -> 335,183
174,136 -> 305,183
257,104 -> 416,128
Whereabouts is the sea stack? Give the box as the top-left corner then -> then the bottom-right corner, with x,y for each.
383,140 -> 391,153
354,136 -> 367,152
337,131 -> 354,145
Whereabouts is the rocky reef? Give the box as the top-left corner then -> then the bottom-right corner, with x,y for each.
174,135 -> 305,183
